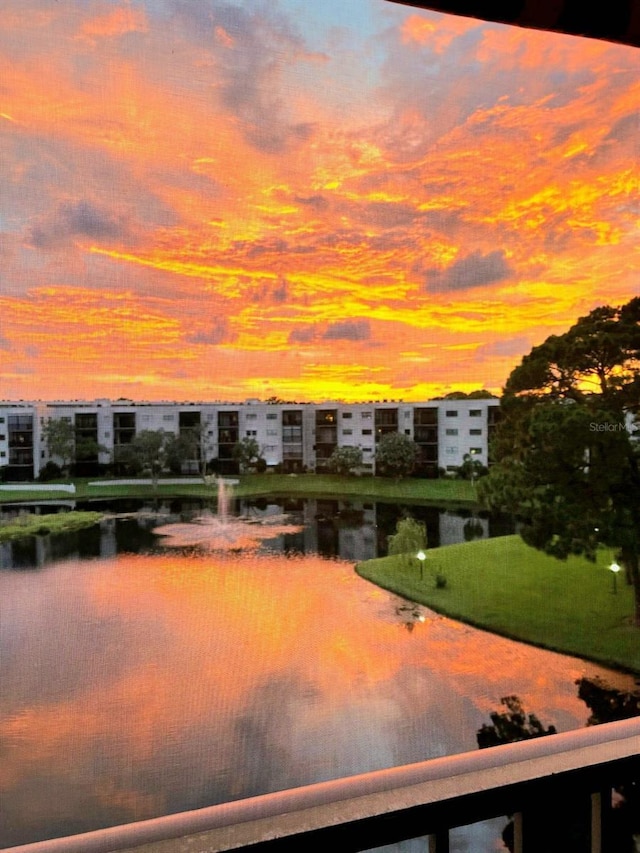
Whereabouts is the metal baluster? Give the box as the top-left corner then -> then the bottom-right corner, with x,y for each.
428,830 -> 450,852
591,787 -> 614,853
591,790 -> 603,853
513,811 -> 524,853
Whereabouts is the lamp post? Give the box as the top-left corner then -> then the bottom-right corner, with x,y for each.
609,561 -> 621,594
469,448 -> 479,487
416,549 -> 426,581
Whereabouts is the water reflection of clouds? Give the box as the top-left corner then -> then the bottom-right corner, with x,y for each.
1,548 -> 636,847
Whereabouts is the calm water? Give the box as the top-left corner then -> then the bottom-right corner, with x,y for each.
0,500 -> 635,850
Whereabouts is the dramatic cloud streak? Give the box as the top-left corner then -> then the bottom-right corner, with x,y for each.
0,0 -> 637,402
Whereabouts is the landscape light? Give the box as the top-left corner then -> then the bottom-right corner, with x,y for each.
609,561 -> 621,594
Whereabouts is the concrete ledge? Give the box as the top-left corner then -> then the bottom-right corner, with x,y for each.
4,717 -> 639,853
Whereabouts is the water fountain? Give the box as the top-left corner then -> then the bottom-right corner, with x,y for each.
153,478 -> 301,551
217,477 -> 231,524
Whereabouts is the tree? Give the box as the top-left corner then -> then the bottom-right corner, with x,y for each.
328,445 -> 363,476
114,429 -> 169,486
43,417 -> 107,478
232,437 -> 264,473
164,423 -> 216,479
456,452 -> 488,482
467,389 -> 498,399
479,297 -> 640,626
42,418 -> 75,478
375,433 -> 419,479
387,517 -> 428,573
112,442 -> 144,477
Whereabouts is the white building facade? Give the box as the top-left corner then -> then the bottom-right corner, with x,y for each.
0,397 -> 503,481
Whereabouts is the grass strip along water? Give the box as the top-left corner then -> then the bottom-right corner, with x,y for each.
0,474 -> 477,505
356,535 -> 640,675
0,511 -> 103,542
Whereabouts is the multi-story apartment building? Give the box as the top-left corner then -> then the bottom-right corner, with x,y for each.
0,397 -> 503,481
0,403 -> 38,482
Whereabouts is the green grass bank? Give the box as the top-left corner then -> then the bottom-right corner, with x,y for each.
0,511 -> 103,542
0,474 -> 476,505
356,535 -> 640,675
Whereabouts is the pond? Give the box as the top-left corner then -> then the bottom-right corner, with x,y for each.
0,497 -> 636,851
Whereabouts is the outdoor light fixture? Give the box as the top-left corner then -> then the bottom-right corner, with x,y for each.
416,549 -> 426,580
609,561 -> 621,594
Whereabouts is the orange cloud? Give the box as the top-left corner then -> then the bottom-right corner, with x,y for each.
79,5 -> 147,41
0,1 -> 637,404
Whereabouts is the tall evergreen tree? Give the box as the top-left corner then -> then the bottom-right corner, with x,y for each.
479,297 -> 640,625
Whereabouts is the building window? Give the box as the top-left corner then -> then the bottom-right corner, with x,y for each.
362,429 -> 372,436
266,413 -> 278,420
342,412 -> 353,419
0,451 -> 6,458
266,429 -> 278,436
163,414 -> 174,421
361,411 -> 372,419
0,435 -> 5,441
470,409 -> 482,417
470,428 -> 482,435
246,430 -> 257,437
246,413 -> 257,420
283,410 -> 302,426
446,428 -> 458,436
283,426 -> 302,442
471,447 -> 483,454
343,429 -> 353,436
404,411 -> 411,419
445,410 -> 458,417
219,411 -> 239,427
446,446 -> 458,455
404,429 -> 411,435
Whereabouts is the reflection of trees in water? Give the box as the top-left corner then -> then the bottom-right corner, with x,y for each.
476,680 -> 640,852
476,695 -> 556,748
578,675 -> 640,726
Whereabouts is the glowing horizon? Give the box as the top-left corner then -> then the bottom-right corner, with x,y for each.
1,1 -> 638,404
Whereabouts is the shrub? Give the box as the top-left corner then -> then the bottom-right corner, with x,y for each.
38,461 -> 63,482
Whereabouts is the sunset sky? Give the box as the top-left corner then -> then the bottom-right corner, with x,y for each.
1,0 -> 638,403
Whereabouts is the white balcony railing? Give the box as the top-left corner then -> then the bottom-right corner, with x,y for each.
3,716 -> 639,853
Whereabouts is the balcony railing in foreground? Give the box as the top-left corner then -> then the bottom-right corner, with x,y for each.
5,717 -> 639,853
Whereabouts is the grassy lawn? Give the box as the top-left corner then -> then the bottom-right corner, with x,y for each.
0,474 -> 477,505
356,535 -> 640,675
0,511 -> 103,542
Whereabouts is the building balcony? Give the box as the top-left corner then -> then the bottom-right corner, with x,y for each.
5,716 -> 638,853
